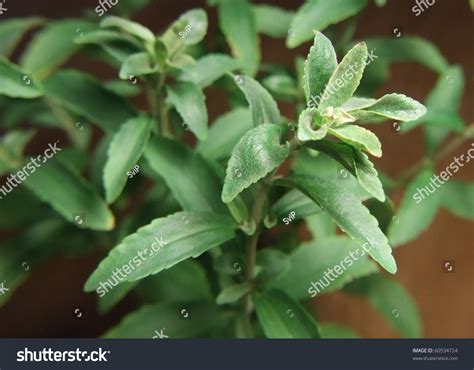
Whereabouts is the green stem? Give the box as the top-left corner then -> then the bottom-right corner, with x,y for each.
241,179 -> 272,337
156,71 -> 172,138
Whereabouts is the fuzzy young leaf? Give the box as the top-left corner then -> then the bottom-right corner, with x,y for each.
233,75 -> 281,126
104,115 -> 153,203
222,124 -> 289,203
217,0 -> 260,76
254,290 -> 321,338
145,137 -> 227,214
179,54 -> 240,88
349,93 -> 427,122
44,70 -> 136,133
270,236 -> 377,300
20,19 -> 97,79
304,31 -> 337,107
101,16 -> 155,43
275,175 -> 396,274
346,274 -> 422,338
119,52 -> 158,80
388,169 -> 441,247
161,9 -> 208,54
24,160 -> 114,231
287,0 -> 367,48
197,108 -> 253,161
297,109 -> 330,142
441,180 -> 474,220
0,58 -> 43,98
318,42 -> 368,111
0,17 -> 44,57
328,124 -> 382,157
252,4 -> 295,38
167,81 -> 208,140
84,212 -> 236,291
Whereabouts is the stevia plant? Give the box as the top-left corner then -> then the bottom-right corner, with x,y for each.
0,0 -> 473,339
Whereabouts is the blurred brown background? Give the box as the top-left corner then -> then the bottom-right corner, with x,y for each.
0,0 -> 472,338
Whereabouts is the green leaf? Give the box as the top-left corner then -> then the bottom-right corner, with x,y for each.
43,70 -> 136,133
0,17 -> 44,57
320,323 -> 359,338
252,4 -> 295,38
272,189 -> 322,222
166,81 -> 208,140
304,31 -> 337,107
119,52 -> 158,80
196,108 -> 253,161
328,124 -> 382,157
161,9 -> 208,55
98,281 -> 138,314
20,19 -> 97,79
306,213 -> 337,240
222,124 -> 289,203
441,180 -> 474,220
388,169 -> 441,247
75,29 -> 141,47
100,16 -> 155,43
253,290 -> 321,338
364,36 -> 449,73
103,303 -> 223,338
179,54 -> 239,88
24,159 -> 114,231
256,249 -> 292,286
0,220 -> 63,307
262,74 -> 298,100
0,57 -> 43,98
422,66 -> 464,153
318,42 -> 368,110
233,75 -> 281,126
275,175 -> 397,274
293,147 -> 371,200
287,0 -> 367,48
216,282 -> 252,305
270,236 -> 377,299
84,211 -> 235,291
104,115 -> 153,203
217,0 -> 260,76
138,259 -> 212,304
144,137 -> 227,213
308,140 -> 386,202
349,93 -> 427,122
346,274 -> 422,338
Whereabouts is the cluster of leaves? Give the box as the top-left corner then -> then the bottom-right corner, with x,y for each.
0,0 -> 472,338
